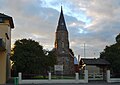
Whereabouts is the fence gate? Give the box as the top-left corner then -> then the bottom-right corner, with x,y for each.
88,73 -> 103,80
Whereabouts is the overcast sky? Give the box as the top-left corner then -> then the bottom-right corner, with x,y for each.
0,0 -> 120,58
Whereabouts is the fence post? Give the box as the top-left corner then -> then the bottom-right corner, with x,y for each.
18,73 -> 22,84
85,70 -> 88,83
107,70 -> 110,83
49,73 -> 51,80
76,73 -> 79,81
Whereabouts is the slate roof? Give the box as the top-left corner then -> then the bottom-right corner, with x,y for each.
0,13 -> 14,28
57,6 -> 67,31
81,58 -> 110,66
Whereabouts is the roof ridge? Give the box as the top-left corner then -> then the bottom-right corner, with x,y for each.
0,13 -> 11,18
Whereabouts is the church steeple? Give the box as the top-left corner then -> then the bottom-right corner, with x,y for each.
54,6 -> 75,75
57,6 -> 67,31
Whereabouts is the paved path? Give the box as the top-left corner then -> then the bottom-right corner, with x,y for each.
5,82 -> 120,85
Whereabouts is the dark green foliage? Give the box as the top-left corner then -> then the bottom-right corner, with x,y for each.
11,39 -> 57,76
116,33 -> 120,43
47,50 -> 57,67
44,49 -> 57,73
100,33 -> 120,74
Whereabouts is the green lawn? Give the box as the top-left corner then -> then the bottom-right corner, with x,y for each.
26,74 -> 84,80
32,75 -> 75,79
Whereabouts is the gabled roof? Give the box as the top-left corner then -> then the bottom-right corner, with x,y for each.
81,58 -> 110,66
0,13 -> 14,28
57,6 -> 67,31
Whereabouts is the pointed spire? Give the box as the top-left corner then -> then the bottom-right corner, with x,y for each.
57,6 -> 67,31
61,6 -> 63,14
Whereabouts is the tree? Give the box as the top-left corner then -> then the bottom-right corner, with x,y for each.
100,33 -> 120,75
47,50 -> 57,67
46,50 -> 57,72
11,39 -> 46,76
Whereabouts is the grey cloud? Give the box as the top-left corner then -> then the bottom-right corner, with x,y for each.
1,0 -> 120,58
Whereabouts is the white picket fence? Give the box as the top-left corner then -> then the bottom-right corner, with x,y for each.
18,70 -> 88,84
88,73 -> 103,80
18,70 -> 120,84
107,70 -> 120,83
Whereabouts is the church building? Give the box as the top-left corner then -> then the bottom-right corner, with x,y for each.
54,7 -> 75,74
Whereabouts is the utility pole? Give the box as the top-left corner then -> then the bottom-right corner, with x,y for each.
84,43 -> 86,58
83,43 -> 86,70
